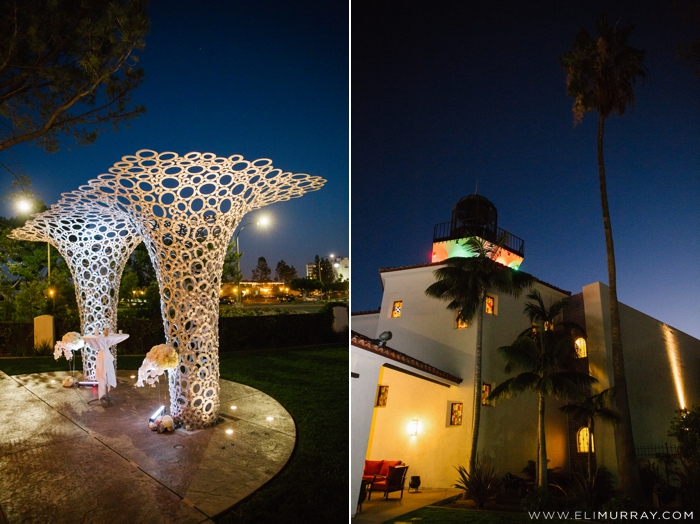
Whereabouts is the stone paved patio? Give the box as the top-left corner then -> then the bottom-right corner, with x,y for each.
0,369 -> 295,523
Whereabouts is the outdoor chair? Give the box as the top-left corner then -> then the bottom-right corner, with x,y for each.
368,465 -> 408,500
357,479 -> 369,513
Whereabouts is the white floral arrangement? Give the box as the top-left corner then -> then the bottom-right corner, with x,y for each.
53,332 -> 85,361
135,344 -> 179,387
149,414 -> 175,433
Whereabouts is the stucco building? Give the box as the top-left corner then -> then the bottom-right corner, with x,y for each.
350,194 -> 700,517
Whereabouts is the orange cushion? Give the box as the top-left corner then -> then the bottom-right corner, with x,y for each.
364,460 -> 383,476
372,480 -> 387,491
379,460 -> 402,477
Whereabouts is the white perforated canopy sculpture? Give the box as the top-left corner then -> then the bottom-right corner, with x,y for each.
8,195 -> 141,379
74,150 -> 326,428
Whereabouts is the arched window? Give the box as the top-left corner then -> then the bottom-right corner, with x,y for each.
577,427 -> 595,453
574,337 -> 587,358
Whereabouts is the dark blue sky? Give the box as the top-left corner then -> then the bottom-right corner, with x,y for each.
352,1 -> 700,339
1,1 -> 348,278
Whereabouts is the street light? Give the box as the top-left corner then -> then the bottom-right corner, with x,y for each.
232,216 -> 269,304
16,199 -> 32,213
47,287 -> 56,314
14,197 -> 51,280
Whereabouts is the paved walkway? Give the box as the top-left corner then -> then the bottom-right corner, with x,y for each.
353,488 -> 463,523
0,369 -> 295,523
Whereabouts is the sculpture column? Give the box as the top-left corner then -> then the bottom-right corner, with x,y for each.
77,150 -> 325,428
9,196 -> 141,379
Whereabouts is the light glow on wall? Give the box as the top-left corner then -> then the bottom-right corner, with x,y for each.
662,324 -> 686,409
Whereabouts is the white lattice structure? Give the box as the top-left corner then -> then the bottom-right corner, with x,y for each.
9,195 -> 141,379
73,150 -> 326,428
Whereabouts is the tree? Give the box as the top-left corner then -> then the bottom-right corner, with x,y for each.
118,270 -> 139,305
221,241 -> 242,284
275,260 -> 297,284
251,256 -> 271,282
425,236 -> 534,469
560,14 -> 647,499
668,405 -> 700,512
489,290 -> 597,488
675,0 -> 700,75
319,257 -> 335,284
123,242 -> 156,287
290,277 -> 322,299
0,0 -> 149,153
1,225 -> 52,283
560,388 -> 620,482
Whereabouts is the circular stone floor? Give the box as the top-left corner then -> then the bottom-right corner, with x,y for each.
0,369 -> 296,523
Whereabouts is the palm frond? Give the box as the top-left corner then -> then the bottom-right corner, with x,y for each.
595,408 -> 621,427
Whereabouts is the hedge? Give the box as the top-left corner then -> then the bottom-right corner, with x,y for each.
0,310 -> 343,356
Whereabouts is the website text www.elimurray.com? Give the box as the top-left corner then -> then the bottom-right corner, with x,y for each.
528,511 -> 694,521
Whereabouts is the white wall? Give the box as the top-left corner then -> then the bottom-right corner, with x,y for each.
350,347 -> 384,517
366,366 -> 468,489
359,265 -> 572,486
583,282 -> 700,476
350,312 -> 379,338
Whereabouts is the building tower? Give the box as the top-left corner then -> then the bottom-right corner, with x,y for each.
431,193 -> 525,268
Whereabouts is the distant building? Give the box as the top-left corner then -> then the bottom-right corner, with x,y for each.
305,256 -> 349,282
305,263 -> 317,279
350,194 -> 700,517
331,256 -> 349,282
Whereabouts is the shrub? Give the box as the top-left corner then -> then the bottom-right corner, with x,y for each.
668,406 -> 700,512
522,486 -> 560,512
567,467 -> 616,512
453,458 -> 501,509
34,338 -> 53,356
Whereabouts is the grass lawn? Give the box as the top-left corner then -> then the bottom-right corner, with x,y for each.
385,507 -> 579,523
0,343 -> 348,523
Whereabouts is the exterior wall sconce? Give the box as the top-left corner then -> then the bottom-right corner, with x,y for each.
409,419 -> 419,436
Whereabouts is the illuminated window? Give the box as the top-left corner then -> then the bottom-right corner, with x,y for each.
577,427 -> 594,453
575,338 -> 587,358
485,295 -> 496,315
450,402 -> 463,425
391,301 -> 403,318
481,383 -> 492,406
455,310 -> 468,330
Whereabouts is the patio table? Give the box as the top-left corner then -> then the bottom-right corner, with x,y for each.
82,334 -> 129,400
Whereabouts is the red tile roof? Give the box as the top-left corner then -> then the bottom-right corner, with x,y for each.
351,331 -> 463,384
351,309 -> 380,316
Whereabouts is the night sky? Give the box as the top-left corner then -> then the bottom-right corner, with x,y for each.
352,1 -> 700,339
1,1 -> 348,279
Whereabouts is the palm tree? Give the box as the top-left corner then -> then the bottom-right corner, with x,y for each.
425,236 -> 534,469
489,290 -> 596,488
560,388 -> 620,483
560,14 -> 647,499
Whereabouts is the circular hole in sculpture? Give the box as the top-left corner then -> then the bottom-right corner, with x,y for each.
190,198 -> 203,212
200,183 -> 216,195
